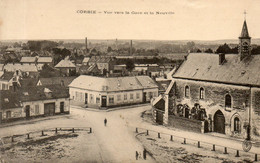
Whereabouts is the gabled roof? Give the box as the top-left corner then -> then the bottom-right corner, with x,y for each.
38,76 -> 77,87
240,20 -> 250,38
37,57 -> 52,63
0,85 -> 69,110
4,64 -> 38,72
19,78 -> 38,87
88,56 -> 114,63
0,72 -> 14,81
69,75 -> 158,92
173,53 -> 260,86
20,57 -> 36,63
55,59 -> 76,68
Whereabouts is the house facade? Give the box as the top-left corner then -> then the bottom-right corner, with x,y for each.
55,58 -> 76,76
69,75 -> 158,109
0,85 -> 70,123
152,20 -> 260,139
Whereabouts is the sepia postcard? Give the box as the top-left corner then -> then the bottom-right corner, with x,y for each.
0,0 -> 260,162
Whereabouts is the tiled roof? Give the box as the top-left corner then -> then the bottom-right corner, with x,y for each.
4,64 -> 38,72
69,75 -> 158,92
88,56 -> 114,63
173,53 -> 260,86
55,59 -> 76,68
20,57 -> 36,63
0,72 -> 14,81
38,77 -> 77,87
0,85 -> 69,110
37,57 -> 52,63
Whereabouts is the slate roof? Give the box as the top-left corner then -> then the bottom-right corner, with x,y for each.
55,59 -> 76,68
0,72 -> 14,81
38,77 -> 77,87
20,57 -> 36,63
37,57 -> 52,63
69,75 -> 158,92
173,53 -> 260,86
4,64 -> 38,72
0,85 -> 69,110
240,20 -> 250,38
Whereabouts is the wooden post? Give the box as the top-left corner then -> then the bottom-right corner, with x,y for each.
55,128 -> 58,134
11,136 -> 14,142
170,135 -> 173,141
89,128 -> 92,133
27,133 -> 30,139
146,130 -> 149,136
235,150 -> 240,157
224,147 -> 228,154
136,128 -> 138,133
158,133 -> 160,138
183,138 -> 186,144
255,154 -> 258,161
198,141 -> 201,148
212,144 -> 215,151
72,128 -> 75,133
42,131 -> 44,136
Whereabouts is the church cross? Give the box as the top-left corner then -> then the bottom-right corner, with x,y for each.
244,10 -> 247,20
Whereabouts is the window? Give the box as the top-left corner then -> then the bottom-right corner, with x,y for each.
136,93 -> 140,99
117,94 -> 121,101
225,94 -> 232,108
96,97 -> 100,104
90,94 -> 94,103
35,105 -> 39,114
148,92 -> 153,99
185,86 -> 190,98
234,117 -> 240,133
124,94 -> 127,100
200,88 -> 205,99
6,111 -> 11,118
130,93 -> 134,100
109,96 -> 114,104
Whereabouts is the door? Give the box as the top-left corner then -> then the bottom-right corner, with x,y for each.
101,96 -> 107,107
156,110 -> 163,125
0,112 -> 2,123
44,103 -> 55,116
25,105 -> 30,119
143,92 -> 147,103
214,110 -> 225,134
60,102 -> 64,113
85,93 -> 88,104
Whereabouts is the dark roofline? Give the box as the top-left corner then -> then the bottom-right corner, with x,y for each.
172,76 -> 260,88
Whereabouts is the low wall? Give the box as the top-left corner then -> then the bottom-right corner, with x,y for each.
168,115 -> 204,133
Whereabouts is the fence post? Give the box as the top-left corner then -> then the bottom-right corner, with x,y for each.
55,128 -> 58,134
212,144 -> 215,151
136,128 -> 138,133
255,154 -> 258,162
223,147 -> 228,154
183,138 -> 186,144
42,131 -> 44,136
158,133 -> 160,138
11,136 -> 14,142
170,135 -> 173,141
72,128 -> 75,133
235,150 -> 240,157
146,130 -> 149,136
89,128 -> 92,133
27,133 -> 30,139
198,141 -> 201,148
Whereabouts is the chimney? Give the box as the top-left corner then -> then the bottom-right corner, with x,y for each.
85,37 -> 88,52
130,40 -> 132,55
61,80 -> 65,86
219,53 -> 225,65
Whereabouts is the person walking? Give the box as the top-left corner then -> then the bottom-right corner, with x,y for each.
143,149 -> 147,160
104,118 -> 107,126
135,151 -> 139,160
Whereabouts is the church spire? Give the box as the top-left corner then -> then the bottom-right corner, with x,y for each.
240,20 -> 250,38
239,12 -> 251,61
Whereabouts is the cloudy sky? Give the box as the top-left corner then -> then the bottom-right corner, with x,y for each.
0,0 -> 260,40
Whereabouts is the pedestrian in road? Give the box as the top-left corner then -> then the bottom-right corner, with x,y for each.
136,151 -> 139,160
143,149 -> 147,160
104,118 -> 107,126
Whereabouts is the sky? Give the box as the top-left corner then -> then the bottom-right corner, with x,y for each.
0,0 -> 260,40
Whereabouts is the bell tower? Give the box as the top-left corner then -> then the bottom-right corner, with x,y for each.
239,11 -> 251,61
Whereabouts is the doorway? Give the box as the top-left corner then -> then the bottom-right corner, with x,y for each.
143,92 -> 147,103
85,93 -> 88,104
101,96 -> 107,107
214,110 -> 225,134
25,105 -> 30,119
60,102 -> 64,113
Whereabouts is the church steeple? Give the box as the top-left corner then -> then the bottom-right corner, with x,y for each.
239,15 -> 251,61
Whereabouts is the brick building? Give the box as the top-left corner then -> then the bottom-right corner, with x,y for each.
152,20 -> 260,139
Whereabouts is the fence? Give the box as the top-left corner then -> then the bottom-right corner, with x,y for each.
135,127 -> 259,162
0,127 -> 92,146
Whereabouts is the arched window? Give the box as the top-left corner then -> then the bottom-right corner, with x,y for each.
200,88 -> 205,99
225,94 -> 232,108
185,86 -> 190,98
234,117 -> 240,133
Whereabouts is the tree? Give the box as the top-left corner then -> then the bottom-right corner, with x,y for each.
196,49 -> 202,53
205,48 -> 213,53
126,59 -> 135,72
107,46 -> 113,53
40,64 -> 61,78
216,43 -> 231,54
